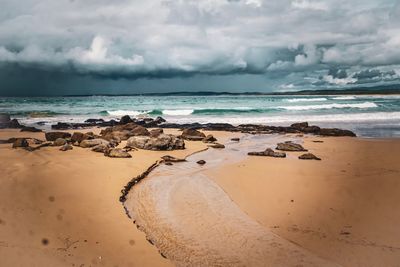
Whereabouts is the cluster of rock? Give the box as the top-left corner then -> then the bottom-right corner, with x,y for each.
160,121 -> 356,137
0,114 -> 24,129
248,141 -> 321,161
50,115 -> 166,130
180,128 -> 224,148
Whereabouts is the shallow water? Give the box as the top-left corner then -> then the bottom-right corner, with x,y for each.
123,134 -> 339,266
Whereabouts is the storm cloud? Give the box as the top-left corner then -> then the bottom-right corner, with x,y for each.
1,0 -> 400,95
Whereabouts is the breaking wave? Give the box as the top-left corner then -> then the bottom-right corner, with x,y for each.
278,102 -> 378,111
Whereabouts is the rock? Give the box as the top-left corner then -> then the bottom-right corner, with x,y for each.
291,122 -> 309,129
154,116 -> 166,124
131,125 -> 150,136
202,134 -> 217,143
105,148 -> 132,158
12,138 -> 29,148
161,155 -> 186,162
8,119 -> 22,128
276,141 -> 307,152
208,143 -> 225,149
197,160 -> 206,165
45,132 -> 71,141
248,148 -> 286,158
59,144 -> 73,151
149,128 -> 164,138
231,138 -> 240,142
302,125 -> 321,134
84,118 -> 104,123
319,128 -> 356,137
298,153 -> 321,160
80,139 -> 109,148
126,134 -> 185,151
91,144 -> 110,153
165,162 -> 173,166
119,115 -> 133,124
71,132 -> 88,143
51,122 -> 72,130
181,128 -> 206,141
20,126 -> 42,132
53,138 -> 67,146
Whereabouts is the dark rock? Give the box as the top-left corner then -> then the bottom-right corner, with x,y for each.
155,116 -> 166,124
197,160 -> 206,165
8,119 -> 22,128
84,118 -> 104,123
126,134 -> 185,151
0,114 -> 11,127
319,128 -> 356,137
208,143 -> 225,149
45,132 -> 71,141
303,126 -> 321,134
202,134 -> 217,143
12,138 -> 29,148
119,115 -> 133,125
71,132 -> 88,143
59,144 -> 73,151
181,128 -> 206,140
312,140 -> 324,143
105,148 -> 132,158
276,141 -> 307,152
231,138 -> 240,142
291,122 -> 309,129
298,153 -> 321,160
51,122 -> 72,130
20,126 -> 42,132
161,155 -> 186,162
53,138 -> 67,146
165,162 -> 173,166
248,148 -> 286,158
80,139 -> 109,148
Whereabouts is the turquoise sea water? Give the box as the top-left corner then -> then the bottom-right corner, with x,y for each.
1,95 -> 400,137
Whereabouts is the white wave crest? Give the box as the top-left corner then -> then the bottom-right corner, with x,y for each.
107,110 -> 150,116
162,109 -> 194,116
331,96 -> 356,100
287,98 -> 327,102
279,102 -> 377,111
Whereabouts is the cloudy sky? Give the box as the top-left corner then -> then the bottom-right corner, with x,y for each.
1,0 -> 400,95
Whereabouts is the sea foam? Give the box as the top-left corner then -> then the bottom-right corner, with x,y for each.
279,102 -> 378,111
287,98 -> 327,102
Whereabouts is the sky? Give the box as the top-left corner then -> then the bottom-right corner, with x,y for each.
1,0 -> 400,96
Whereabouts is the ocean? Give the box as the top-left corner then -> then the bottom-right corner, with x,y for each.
1,94 -> 400,137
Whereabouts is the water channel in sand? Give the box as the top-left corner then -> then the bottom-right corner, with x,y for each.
123,134 -> 339,267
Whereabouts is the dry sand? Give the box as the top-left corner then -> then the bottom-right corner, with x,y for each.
0,128 -> 215,267
207,136 -> 400,266
2,128 -> 400,267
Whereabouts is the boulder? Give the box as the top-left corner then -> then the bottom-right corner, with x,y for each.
127,134 -> 185,151
8,119 -> 22,128
202,134 -> 217,143
302,126 -> 321,134
105,148 -> 132,158
197,160 -> 206,165
161,155 -> 186,162
131,125 -> 150,136
0,114 -> 11,128
53,138 -> 67,146
181,128 -> 206,141
51,122 -> 72,130
291,122 -> 309,129
59,144 -> 73,151
154,116 -> 166,124
248,148 -> 286,158
276,141 -> 307,152
208,143 -> 225,149
91,144 -> 110,153
80,139 -> 109,148
20,126 -> 42,132
298,153 -> 321,160
45,132 -> 71,141
150,128 -> 164,138
319,128 -> 356,137
12,138 -> 29,148
71,132 -> 89,143
119,115 -> 133,124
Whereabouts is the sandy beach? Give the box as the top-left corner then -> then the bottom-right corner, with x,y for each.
1,125 -> 400,266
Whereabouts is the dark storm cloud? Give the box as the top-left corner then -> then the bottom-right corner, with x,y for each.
0,0 -> 400,95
